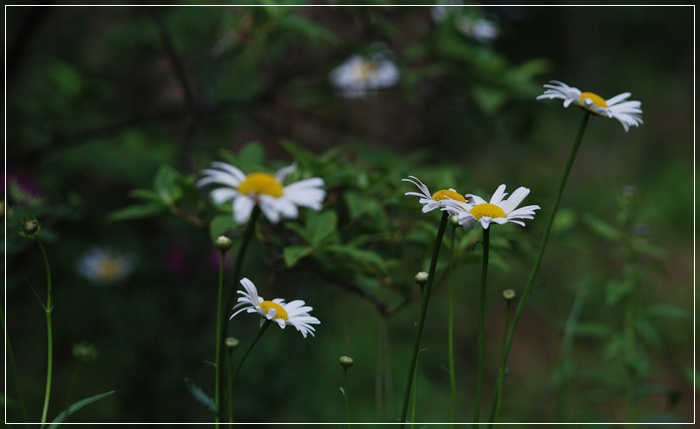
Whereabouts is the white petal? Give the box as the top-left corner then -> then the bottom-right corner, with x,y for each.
501,187 -> 530,214
275,163 -> 297,182
489,184 -> 508,205
233,196 -> 255,224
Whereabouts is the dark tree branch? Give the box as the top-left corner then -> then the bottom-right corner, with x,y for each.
149,7 -> 201,171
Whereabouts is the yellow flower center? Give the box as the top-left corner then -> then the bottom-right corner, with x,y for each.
238,173 -> 284,198
470,203 -> 506,220
356,61 -> 378,80
431,189 -> 466,203
579,92 -> 608,109
259,300 -> 289,321
97,258 -> 123,281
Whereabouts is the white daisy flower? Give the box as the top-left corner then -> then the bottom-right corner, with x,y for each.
455,16 -> 500,44
76,247 -> 133,285
330,54 -> 399,98
231,278 -> 320,338
403,175 -> 466,213
197,162 -> 325,224
442,184 -> 540,230
536,80 -> 643,132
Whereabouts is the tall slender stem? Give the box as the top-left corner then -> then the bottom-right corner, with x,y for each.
554,283 -> 587,422
473,227 -> 490,424
490,111 -> 591,424
217,207 -> 259,423
214,250 -> 226,423
37,238 -> 53,429
400,212 -> 449,427
226,319 -> 272,423
488,291 -> 514,425
342,366 -> 351,428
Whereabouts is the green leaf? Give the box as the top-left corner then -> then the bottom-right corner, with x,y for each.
48,390 -> 115,428
280,15 -> 340,44
308,210 -> 337,245
471,86 -> 506,114
128,188 -> 163,203
285,222 -> 311,242
239,142 -> 265,167
108,203 -> 165,222
644,304 -> 692,320
582,213 -> 622,241
574,322 -> 613,339
154,165 -> 183,206
324,244 -> 388,274
184,378 -> 217,414
283,245 -> 314,268
605,279 -> 633,306
209,215 -> 238,241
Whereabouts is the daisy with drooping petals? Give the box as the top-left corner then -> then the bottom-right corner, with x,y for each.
231,278 -> 320,338
442,184 -> 540,230
536,80 -> 643,132
197,162 -> 325,224
330,54 -> 400,98
403,175 -> 466,213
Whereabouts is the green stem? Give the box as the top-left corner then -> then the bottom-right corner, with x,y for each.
214,249 -> 226,424
488,294 -> 513,425
343,367 -> 351,428
473,227 -> 490,424
490,111 -> 591,424
624,286 -> 637,422
554,283 -> 587,422
410,349 -> 425,428
226,319 -> 272,423
399,212 -> 449,427
448,226 -> 457,424
218,207 -> 259,423
37,238 -> 53,429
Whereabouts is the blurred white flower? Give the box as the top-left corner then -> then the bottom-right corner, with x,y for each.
231,278 -> 320,338
536,80 -> 643,132
431,0 -> 463,22
442,184 -> 540,229
330,54 -> 399,98
455,16 -> 500,44
198,162 -> 325,224
77,248 -> 133,285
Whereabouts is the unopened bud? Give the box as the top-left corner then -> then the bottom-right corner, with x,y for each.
449,214 -> 460,227
502,289 -> 516,301
225,337 -> 240,349
460,218 -> 477,232
214,235 -> 233,251
20,218 -> 40,237
414,271 -> 429,286
72,342 -> 99,363
339,356 -> 354,368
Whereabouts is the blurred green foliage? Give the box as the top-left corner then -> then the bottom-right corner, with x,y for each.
4,3 -> 693,424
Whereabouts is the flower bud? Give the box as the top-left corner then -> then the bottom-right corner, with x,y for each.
214,235 -> 233,251
414,271 -> 429,286
339,355 -> 354,368
460,218 -> 477,232
502,289 -> 516,301
72,342 -> 99,363
225,337 -> 240,349
20,218 -> 40,237
449,214 -> 460,227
